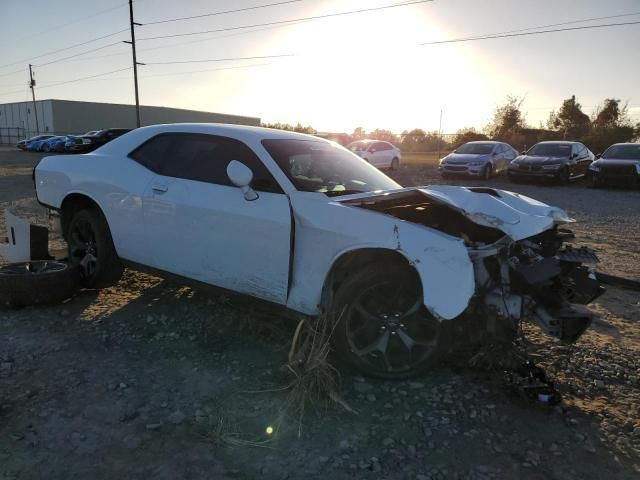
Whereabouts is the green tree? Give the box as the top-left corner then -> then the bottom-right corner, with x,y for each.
582,99 -> 637,152
452,128 -> 489,148
547,95 -> 591,139
368,129 -> 398,144
351,127 -> 366,140
487,96 -> 526,140
261,122 -> 316,134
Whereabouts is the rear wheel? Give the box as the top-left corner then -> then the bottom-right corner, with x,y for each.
558,167 -> 570,185
332,264 -> 441,379
67,207 -> 123,288
43,144 -> 50,153
482,163 -> 493,180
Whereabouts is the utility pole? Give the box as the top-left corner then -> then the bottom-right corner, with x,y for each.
28,64 -> 40,135
125,0 -> 143,128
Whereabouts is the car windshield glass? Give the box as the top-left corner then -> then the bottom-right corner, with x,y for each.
528,143 -> 572,157
602,144 -> 640,160
455,143 -> 494,154
262,139 -> 400,196
348,141 -> 369,152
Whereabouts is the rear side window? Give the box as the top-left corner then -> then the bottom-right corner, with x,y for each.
129,133 -> 282,193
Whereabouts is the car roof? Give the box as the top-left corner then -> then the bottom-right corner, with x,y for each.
534,141 -> 578,145
465,141 -> 501,144
97,123 -> 332,155
609,142 -> 640,146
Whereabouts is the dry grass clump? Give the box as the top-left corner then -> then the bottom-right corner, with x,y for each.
281,311 -> 355,437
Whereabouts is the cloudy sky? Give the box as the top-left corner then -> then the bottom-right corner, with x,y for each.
1,0 -> 639,133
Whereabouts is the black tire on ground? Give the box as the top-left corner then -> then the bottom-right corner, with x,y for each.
66,207 -> 123,289
331,263 -> 442,379
558,167 -> 570,185
482,163 -> 493,180
390,157 -> 399,170
0,261 -> 80,308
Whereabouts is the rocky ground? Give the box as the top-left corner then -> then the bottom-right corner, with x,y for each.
1,148 -> 639,479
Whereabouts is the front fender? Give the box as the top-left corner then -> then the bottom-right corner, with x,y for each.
287,193 -> 476,320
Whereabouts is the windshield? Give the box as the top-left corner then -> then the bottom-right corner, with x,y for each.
262,139 -> 400,196
455,143 -> 494,155
528,143 -> 572,157
348,141 -> 370,152
602,144 -> 640,160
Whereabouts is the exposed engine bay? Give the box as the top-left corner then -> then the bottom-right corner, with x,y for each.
342,188 -> 605,344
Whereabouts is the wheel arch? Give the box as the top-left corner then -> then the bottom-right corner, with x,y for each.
59,192 -> 107,239
321,247 -> 422,310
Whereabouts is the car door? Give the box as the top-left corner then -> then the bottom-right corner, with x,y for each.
373,142 -> 392,168
139,133 -> 292,305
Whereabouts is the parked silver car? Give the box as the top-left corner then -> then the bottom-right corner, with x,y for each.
439,141 -> 518,179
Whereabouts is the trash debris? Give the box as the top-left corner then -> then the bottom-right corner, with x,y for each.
504,360 -> 561,407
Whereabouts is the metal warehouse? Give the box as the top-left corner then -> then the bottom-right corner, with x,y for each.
0,99 -> 261,144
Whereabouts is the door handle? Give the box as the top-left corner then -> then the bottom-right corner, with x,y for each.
152,185 -> 168,193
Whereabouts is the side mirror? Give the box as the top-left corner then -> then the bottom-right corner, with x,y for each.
596,153 -> 602,158
227,160 -> 258,201
369,148 -> 376,153
521,150 -> 526,155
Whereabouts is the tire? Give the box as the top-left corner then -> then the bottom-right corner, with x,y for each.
66,207 -> 123,289
390,158 -> 399,170
43,144 -> 50,153
482,163 -> 493,180
0,261 -> 80,308
558,167 -> 570,185
331,263 -> 442,379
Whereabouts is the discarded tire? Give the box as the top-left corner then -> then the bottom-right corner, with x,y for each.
0,261 -> 80,308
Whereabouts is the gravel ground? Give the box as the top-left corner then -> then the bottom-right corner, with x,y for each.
1,149 -> 639,479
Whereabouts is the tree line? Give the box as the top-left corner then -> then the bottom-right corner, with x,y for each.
262,95 -> 640,154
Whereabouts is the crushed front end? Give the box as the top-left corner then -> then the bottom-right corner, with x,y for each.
471,226 -> 604,344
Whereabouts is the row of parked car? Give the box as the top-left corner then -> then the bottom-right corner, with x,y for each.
16,128 -> 131,154
438,140 -> 640,188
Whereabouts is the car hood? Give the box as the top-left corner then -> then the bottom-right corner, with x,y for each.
445,153 -> 490,164
337,185 -> 572,241
515,155 -> 569,165
593,158 -> 640,167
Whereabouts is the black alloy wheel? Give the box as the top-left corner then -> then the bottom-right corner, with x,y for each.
333,264 -> 441,379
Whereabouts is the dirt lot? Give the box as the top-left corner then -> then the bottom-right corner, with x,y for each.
1,147 -> 639,480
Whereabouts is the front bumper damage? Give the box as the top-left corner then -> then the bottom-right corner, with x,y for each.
471,228 -> 604,344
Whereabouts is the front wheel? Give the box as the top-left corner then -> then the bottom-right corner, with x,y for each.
331,264 -> 442,379
67,207 -> 123,288
390,157 -> 399,170
482,163 -> 493,180
558,167 -> 570,185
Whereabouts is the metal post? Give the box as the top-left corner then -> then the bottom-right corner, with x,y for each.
128,0 -> 141,127
29,64 -> 40,135
437,109 -> 443,161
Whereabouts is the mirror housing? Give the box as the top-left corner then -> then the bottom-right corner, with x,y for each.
227,160 -> 258,201
521,150 -> 527,155
596,153 -> 602,158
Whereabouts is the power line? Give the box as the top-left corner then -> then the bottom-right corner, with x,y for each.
419,20 -> 640,45
137,0 -> 434,41
34,42 -> 124,68
452,11 -> 640,42
0,29 -> 128,70
0,68 -> 26,79
36,67 -> 132,90
143,0 -> 307,25
144,54 -> 295,65
5,2 -> 128,45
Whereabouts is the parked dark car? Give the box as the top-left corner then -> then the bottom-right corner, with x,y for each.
508,141 -> 594,184
588,143 -> 640,188
67,128 -> 132,153
438,141 -> 518,179
17,135 -> 54,150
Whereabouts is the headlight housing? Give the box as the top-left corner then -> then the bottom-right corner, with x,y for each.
635,163 -> 640,174
589,164 -> 601,172
541,164 -> 562,170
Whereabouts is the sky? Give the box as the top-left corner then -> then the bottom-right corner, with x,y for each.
0,0 -> 639,134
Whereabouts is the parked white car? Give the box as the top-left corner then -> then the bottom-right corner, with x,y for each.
34,124 -> 603,378
347,140 -> 401,170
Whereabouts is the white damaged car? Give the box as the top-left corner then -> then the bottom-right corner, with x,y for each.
34,124 -> 604,378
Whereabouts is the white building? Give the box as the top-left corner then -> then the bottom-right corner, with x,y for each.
0,99 -> 261,144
